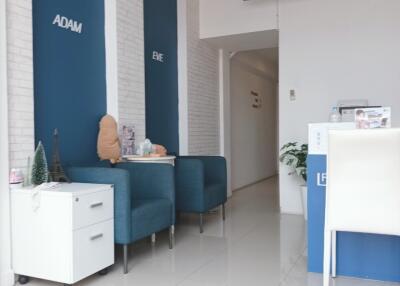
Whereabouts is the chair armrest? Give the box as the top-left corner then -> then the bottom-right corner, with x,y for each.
66,167 -> 131,244
179,156 -> 227,186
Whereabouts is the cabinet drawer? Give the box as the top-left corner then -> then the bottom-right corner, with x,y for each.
73,189 -> 113,229
73,220 -> 114,283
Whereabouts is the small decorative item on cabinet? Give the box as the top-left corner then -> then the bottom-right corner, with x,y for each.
31,141 -> 49,186
9,168 -> 24,189
49,128 -> 70,183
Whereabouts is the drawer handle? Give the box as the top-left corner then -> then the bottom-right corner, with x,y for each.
90,202 -> 103,208
90,233 -> 103,241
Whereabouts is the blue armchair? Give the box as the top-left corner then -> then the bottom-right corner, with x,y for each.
175,156 -> 227,233
67,162 -> 175,274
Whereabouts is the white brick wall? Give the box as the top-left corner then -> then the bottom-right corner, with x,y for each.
7,0 -> 35,171
186,0 -> 220,155
117,0 -> 146,143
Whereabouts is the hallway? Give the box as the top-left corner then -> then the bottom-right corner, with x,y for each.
28,178 -> 395,286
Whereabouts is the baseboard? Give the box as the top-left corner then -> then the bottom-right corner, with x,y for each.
232,175 -> 278,192
0,269 -> 15,286
280,209 -> 303,216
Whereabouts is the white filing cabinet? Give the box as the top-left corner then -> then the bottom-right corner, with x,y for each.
11,183 -> 114,285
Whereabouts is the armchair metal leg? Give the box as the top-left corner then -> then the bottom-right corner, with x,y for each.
199,213 -> 204,233
123,244 -> 128,274
151,233 -> 156,243
169,225 -> 175,249
222,204 -> 226,221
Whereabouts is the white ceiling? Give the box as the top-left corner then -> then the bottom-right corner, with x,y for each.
204,29 -> 279,54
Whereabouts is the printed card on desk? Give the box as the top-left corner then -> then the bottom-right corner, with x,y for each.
120,125 -> 135,156
354,107 -> 391,129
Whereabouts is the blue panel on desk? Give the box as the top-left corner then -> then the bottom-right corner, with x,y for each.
307,154 -> 400,282
307,155 -> 327,273
33,0 -> 106,165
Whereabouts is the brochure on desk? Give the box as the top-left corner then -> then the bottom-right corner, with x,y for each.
307,122 -> 400,282
354,107 -> 391,129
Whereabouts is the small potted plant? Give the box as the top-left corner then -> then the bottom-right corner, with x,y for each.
279,142 -> 308,220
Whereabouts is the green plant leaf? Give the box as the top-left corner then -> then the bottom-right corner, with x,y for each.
280,141 -> 309,182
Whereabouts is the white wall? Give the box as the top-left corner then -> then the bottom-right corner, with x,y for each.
279,0 -> 400,214
2,0 -> 33,282
199,0 -> 278,39
186,0 -> 220,155
117,0 -> 145,143
7,0 -> 35,172
231,50 -> 278,190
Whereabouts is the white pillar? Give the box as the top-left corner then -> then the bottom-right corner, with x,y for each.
177,0 -> 189,155
218,49 -> 232,197
105,0 -> 119,120
0,0 -> 14,284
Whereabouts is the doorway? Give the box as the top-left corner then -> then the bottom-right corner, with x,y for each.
230,48 -> 279,191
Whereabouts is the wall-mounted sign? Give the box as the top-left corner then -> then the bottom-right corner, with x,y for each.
317,172 -> 326,187
250,91 -> 261,108
52,14 -> 83,34
152,51 -> 164,63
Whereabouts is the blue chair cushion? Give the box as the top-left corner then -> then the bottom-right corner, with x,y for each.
131,198 -> 173,241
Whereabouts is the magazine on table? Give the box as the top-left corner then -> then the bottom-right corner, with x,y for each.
120,125 -> 135,156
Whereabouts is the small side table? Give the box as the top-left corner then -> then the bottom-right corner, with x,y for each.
122,155 -> 176,166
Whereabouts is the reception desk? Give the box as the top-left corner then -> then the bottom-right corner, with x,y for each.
307,123 -> 400,282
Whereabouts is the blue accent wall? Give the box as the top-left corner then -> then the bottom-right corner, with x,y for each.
144,0 -> 179,154
33,0 -> 106,165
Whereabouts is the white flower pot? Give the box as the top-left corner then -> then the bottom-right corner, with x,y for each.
300,185 -> 308,221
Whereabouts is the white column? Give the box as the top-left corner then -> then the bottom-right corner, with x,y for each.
177,0 -> 189,155
0,0 -> 14,284
105,0 -> 119,120
218,49 -> 232,197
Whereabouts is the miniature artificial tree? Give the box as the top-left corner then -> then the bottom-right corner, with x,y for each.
31,141 -> 49,185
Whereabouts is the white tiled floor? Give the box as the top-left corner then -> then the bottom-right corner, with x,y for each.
28,177 -> 399,286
